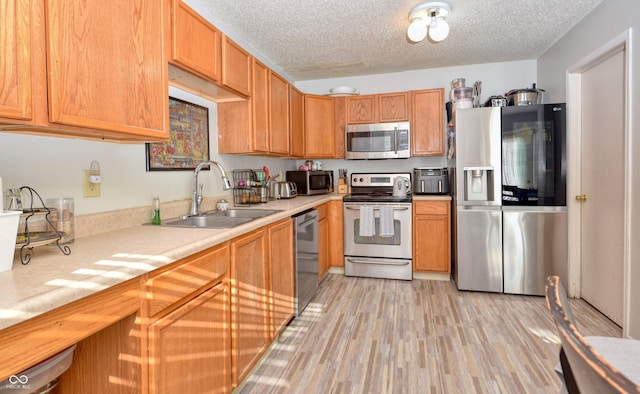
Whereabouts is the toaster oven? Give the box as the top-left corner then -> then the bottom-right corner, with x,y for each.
413,167 -> 450,194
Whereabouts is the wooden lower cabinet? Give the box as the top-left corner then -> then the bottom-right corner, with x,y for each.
413,200 -> 451,273
328,200 -> 344,267
145,243 -> 232,394
148,284 -> 231,394
268,219 -> 295,339
317,203 -> 330,281
55,313 -> 142,394
230,228 -> 270,386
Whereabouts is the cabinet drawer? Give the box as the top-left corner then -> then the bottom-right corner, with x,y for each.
414,201 -> 449,215
316,203 -> 329,220
145,244 -> 229,317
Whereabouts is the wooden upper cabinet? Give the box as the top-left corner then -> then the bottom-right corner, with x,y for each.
166,0 -> 248,102
222,36 -> 251,98
0,0 -> 32,121
333,97 -> 346,159
269,72 -> 290,155
346,92 -> 409,124
379,92 -> 410,122
252,59 -> 269,153
169,0 -> 221,82
304,94 -> 335,158
45,1 -> 168,139
346,95 -> 376,124
411,88 -> 445,156
289,85 -> 305,157
218,59 -> 293,156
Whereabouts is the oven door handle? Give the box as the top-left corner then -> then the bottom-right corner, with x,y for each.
346,258 -> 410,266
345,206 -> 409,211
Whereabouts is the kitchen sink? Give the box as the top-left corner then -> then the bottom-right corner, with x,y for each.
161,209 -> 282,229
216,209 -> 282,219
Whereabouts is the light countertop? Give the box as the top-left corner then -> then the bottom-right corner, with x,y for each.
0,194 -> 338,330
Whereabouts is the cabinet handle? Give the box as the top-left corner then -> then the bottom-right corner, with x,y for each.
575,194 -> 588,202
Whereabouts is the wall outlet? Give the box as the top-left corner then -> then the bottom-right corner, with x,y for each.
83,170 -> 100,197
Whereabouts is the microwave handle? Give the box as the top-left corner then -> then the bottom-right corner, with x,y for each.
394,127 -> 398,154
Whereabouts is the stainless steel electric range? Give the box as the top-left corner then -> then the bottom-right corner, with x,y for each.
343,172 -> 412,280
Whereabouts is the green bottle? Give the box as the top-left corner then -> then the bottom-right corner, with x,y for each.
151,195 -> 161,225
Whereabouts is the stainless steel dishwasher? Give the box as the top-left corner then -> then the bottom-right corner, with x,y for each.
293,208 -> 319,316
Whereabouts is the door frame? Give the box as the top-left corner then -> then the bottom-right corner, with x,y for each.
566,29 -> 632,333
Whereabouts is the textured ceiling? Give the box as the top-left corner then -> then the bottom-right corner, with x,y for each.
197,0 -> 604,81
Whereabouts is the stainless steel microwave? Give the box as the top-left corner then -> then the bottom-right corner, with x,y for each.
345,122 -> 410,159
286,170 -> 333,195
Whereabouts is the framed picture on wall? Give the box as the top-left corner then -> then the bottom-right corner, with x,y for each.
145,97 -> 210,171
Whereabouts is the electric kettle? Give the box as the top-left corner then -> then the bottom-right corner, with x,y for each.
393,176 -> 411,197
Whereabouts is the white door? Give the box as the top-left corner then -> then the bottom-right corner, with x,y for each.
579,48 -> 625,325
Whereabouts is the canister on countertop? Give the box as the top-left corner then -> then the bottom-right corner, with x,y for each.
45,197 -> 74,244
216,199 -> 229,211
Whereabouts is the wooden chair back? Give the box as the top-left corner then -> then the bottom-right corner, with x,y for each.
545,276 -> 639,393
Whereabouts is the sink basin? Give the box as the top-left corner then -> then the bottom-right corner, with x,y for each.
217,209 -> 282,219
163,215 -> 252,229
161,209 -> 282,229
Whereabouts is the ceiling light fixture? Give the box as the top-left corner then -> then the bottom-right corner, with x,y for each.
407,1 -> 452,43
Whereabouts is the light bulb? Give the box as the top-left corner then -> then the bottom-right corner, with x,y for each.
428,17 -> 449,42
407,18 -> 428,42
430,12 -> 438,29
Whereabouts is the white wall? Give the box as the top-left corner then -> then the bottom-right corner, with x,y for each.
537,0 -> 640,337
296,60 -> 537,99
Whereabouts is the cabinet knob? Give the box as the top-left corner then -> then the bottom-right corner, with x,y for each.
575,194 -> 588,202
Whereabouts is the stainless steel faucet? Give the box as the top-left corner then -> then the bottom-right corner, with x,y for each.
190,161 -> 232,216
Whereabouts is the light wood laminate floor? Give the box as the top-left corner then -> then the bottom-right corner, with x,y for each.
238,274 -> 621,394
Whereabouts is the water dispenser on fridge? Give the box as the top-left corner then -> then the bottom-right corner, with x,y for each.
464,167 -> 494,201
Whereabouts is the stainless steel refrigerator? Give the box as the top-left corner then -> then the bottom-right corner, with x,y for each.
453,104 -> 567,295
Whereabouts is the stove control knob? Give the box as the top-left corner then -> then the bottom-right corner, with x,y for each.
359,178 -> 364,183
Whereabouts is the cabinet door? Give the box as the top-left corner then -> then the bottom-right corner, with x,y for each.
252,59 -> 269,152
0,0 -> 32,121
328,200 -> 344,267
346,95 -> 376,124
268,219 -> 294,338
45,1 -> 168,138
379,92 -> 409,122
413,201 -> 451,273
149,284 -> 231,394
269,72 -> 290,155
318,214 -> 330,282
221,36 -> 251,97
231,229 -> 269,386
333,97 -> 346,159
289,85 -> 305,157
411,89 -> 445,156
304,94 -> 335,158
169,0 -> 221,82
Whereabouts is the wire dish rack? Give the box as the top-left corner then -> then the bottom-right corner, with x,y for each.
14,186 -> 71,265
232,169 -> 268,205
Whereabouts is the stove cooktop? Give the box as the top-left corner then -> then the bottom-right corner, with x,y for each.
343,172 -> 413,203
